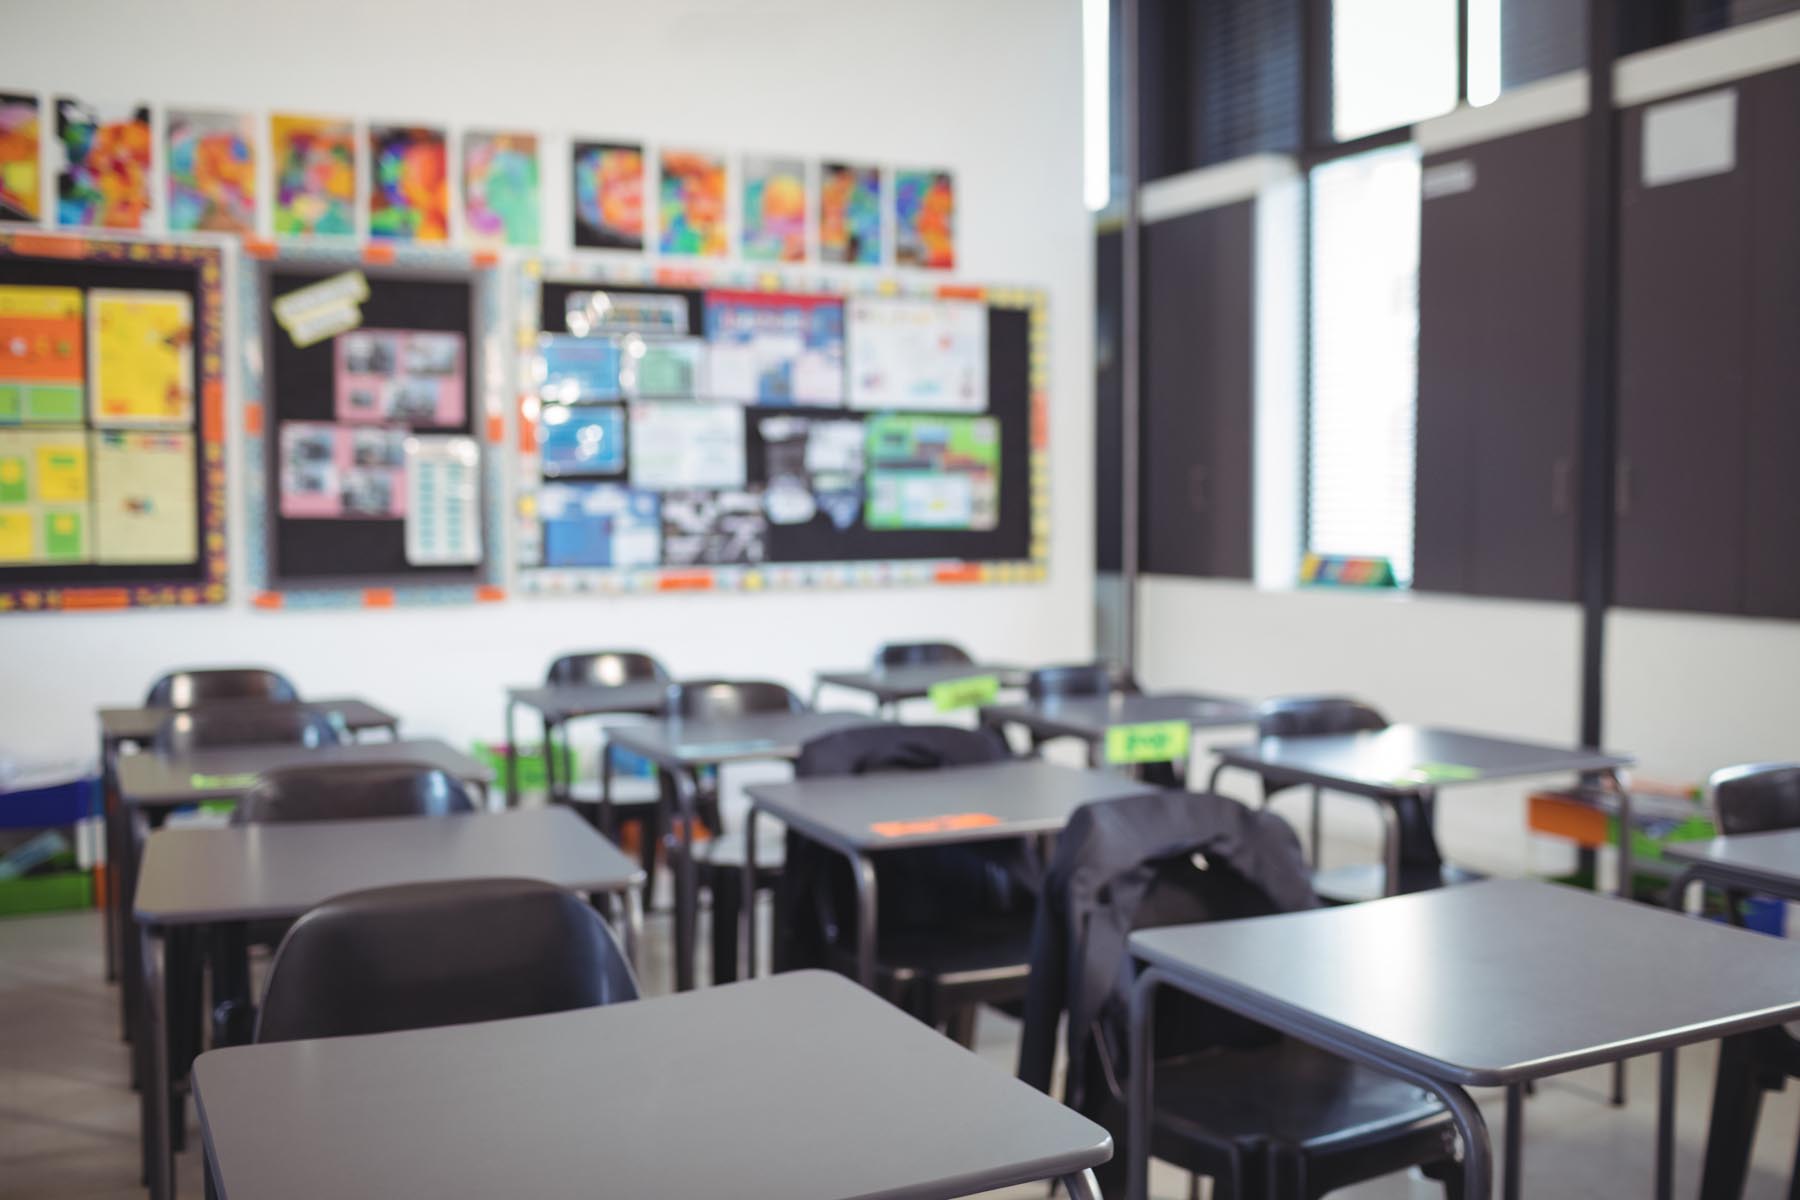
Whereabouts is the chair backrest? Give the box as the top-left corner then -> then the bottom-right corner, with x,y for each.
1255,695 -> 1389,739
796,723 -> 1010,778
545,651 -> 669,688
669,679 -> 805,721
873,641 -> 973,670
235,762 -> 477,825
153,706 -> 340,756
1711,763 -> 1800,835
144,667 -> 298,709
255,878 -> 638,1044
1026,662 -> 1139,702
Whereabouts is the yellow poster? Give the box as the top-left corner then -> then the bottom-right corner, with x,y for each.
88,289 -> 194,428
0,429 -> 93,564
92,430 -> 196,564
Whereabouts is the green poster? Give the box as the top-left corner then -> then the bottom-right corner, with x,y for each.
41,509 -> 84,560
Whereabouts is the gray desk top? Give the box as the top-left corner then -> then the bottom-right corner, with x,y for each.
98,698 -> 399,745
1131,878 -> 1800,1087
192,970 -> 1111,1200
504,680 -> 670,723
1210,725 -> 1633,797
746,759 -> 1156,852
1664,829 -> 1800,899
135,806 -> 639,925
605,710 -> 884,767
982,692 -> 1256,741
116,738 -> 491,809
816,662 -> 1029,703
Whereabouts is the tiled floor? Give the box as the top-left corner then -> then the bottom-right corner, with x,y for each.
2,899 -> 1796,1198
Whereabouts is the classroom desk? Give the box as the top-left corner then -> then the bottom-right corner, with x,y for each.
134,806 -> 642,1200
812,662 -> 1029,714
113,739 -> 489,1096
96,698 -> 400,988
741,759 -> 1158,986
1207,726 -> 1635,900
1661,828 -> 1800,1200
1124,879 -> 1800,1200
605,710 -> 883,991
501,680 -> 669,806
981,692 -> 1256,766
191,970 -> 1109,1200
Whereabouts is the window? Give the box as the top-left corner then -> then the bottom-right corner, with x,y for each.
1307,144 -> 1422,582
1330,0 -> 1459,140
1083,0 -> 1114,210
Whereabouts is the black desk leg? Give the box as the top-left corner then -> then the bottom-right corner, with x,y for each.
100,734 -> 118,985
1504,1083 -> 1523,1200
503,699 -> 518,806
669,767 -> 700,992
741,805 -> 758,980
1698,1033 -> 1765,1200
210,922 -> 252,1046
1656,1049 -> 1677,1200
1060,1169 -> 1102,1199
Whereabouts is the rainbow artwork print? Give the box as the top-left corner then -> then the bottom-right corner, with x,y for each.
271,113 -> 355,236
742,156 -> 806,263
166,110 -> 256,234
55,98 -> 151,230
463,130 -> 539,247
820,161 -> 880,266
571,141 -> 643,250
657,149 -> 727,258
0,93 -> 41,223
895,169 -> 954,270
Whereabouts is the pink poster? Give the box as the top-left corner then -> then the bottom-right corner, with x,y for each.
279,422 -> 408,520
333,328 -> 466,426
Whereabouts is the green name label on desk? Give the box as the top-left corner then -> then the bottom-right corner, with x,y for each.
1391,762 -> 1482,787
1105,720 -> 1190,766
929,674 -> 1001,712
188,772 -> 260,790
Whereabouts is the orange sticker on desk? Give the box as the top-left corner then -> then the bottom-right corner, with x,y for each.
871,812 -> 1002,838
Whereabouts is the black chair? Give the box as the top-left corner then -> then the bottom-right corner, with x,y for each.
1691,763 -> 1800,1200
208,763 -> 479,1046
235,762 -> 477,824
776,724 -> 1031,1044
665,679 -> 805,985
1254,696 -> 1476,902
145,667 -> 298,708
153,707 -> 339,755
1019,789 -> 1462,1199
543,651 -> 671,898
255,878 -> 638,1044
1025,660 -> 1140,703
875,641 -> 973,669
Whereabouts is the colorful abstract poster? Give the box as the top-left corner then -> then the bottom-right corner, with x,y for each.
742,156 -> 805,262
88,290 -> 194,428
539,482 -> 660,568
271,113 -> 355,236
846,296 -> 987,412
820,162 -> 881,265
334,328 -> 465,426
0,428 -> 90,563
166,109 -> 255,234
367,125 -> 448,242
55,99 -> 151,230
463,130 -> 538,247
90,429 -> 196,564
657,149 -> 727,257
865,413 -> 999,531
704,290 -> 844,405
895,169 -> 954,270
278,421 -> 407,520
0,285 -> 84,424
571,141 -> 643,250
0,93 -> 41,222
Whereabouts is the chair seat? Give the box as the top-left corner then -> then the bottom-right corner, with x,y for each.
825,911 -> 1035,996
694,830 -> 787,872
1152,1038 -> 1450,1155
561,776 -> 662,811
1314,861 -> 1485,905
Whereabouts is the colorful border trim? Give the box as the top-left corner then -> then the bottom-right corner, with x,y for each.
514,259 -> 1049,596
240,242 -> 506,610
0,232 -> 227,614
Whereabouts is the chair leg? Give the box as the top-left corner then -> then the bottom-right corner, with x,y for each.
708,866 -> 741,985
1422,1152 -> 1466,1200
640,809 -> 662,910
945,1005 -> 978,1049
1699,1033 -> 1768,1200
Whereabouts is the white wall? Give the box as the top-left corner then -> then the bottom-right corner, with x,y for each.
0,0 -> 1094,765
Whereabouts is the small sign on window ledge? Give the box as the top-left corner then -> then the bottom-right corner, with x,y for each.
1300,553 -> 1397,588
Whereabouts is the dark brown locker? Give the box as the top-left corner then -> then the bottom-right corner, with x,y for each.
1414,121 -> 1583,601
1742,66 -> 1800,618
1614,86 -> 1751,615
1140,201 -> 1254,579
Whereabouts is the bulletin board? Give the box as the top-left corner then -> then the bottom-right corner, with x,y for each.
514,259 -> 1047,594
240,243 -> 505,609
0,233 -> 226,614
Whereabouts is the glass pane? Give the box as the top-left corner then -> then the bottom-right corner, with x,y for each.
1331,0 -> 1459,140
1307,144 -> 1422,582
